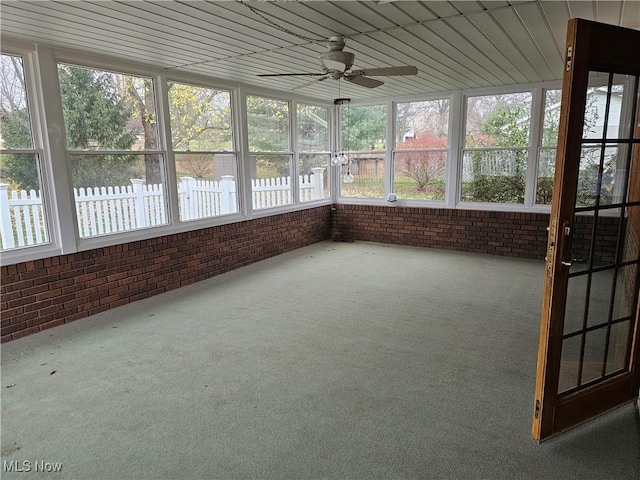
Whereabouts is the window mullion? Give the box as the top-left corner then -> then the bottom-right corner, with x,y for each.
526,87 -> 544,207
156,75 -> 180,225
448,91 -> 463,208
385,100 -> 394,200
35,45 -> 78,254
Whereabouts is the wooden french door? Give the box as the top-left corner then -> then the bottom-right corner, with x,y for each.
533,19 -> 640,441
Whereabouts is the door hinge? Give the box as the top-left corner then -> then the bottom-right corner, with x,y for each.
534,399 -> 541,419
566,45 -> 573,71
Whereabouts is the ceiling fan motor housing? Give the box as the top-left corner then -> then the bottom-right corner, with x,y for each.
319,51 -> 355,74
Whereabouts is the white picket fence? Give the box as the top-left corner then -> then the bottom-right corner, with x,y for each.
0,168 -> 325,248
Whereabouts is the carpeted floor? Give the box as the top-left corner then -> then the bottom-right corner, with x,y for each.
1,240 -> 639,479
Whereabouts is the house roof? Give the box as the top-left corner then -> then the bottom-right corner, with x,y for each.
1,1 -> 639,101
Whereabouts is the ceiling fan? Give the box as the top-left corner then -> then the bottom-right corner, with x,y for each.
257,35 -> 418,89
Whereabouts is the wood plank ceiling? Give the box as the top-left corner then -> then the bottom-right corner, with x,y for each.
1,1 -> 639,101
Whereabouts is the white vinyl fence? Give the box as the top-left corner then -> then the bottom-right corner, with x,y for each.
0,168 -> 325,249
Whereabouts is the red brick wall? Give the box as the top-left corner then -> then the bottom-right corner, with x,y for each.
1,206 -> 332,342
333,205 -> 550,259
4,203 -> 623,342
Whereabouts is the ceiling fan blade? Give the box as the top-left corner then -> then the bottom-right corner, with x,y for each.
349,66 -> 418,77
257,73 -> 326,77
345,75 -> 384,88
293,75 -> 330,90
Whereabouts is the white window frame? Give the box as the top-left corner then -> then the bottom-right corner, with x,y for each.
0,43 -> 62,264
245,93 -> 295,214
166,79 -> 241,223
295,101 -> 332,205
336,100 -> 389,203
391,96 -> 452,206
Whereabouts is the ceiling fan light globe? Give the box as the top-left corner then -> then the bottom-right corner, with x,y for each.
338,154 -> 348,165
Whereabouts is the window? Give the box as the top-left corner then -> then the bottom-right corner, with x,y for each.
168,81 -> 238,220
394,99 -> 449,201
58,64 -> 167,238
247,95 -> 292,210
340,104 -> 387,199
297,103 -> 329,202
462,92 -> 532,204
0,53 -> 50,251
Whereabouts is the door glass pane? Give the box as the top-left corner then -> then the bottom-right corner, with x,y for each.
577,145 -> 618,207
582,74 -> 633,141
621,206 -> 640,263
605,320 -> 631,375
613,264 -> 639,321
564,275 -> 588,335
586,268 -> 615,328
580,327 -> 607,384
558,335 -> 581,394
571,213 -> 620,269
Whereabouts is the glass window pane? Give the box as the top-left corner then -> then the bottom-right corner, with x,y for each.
393,151 -> 446,201
0,153 -> 49,250
394,99 -> 448,201
1,54 -> 33,149
536,89 -> 562,205
462,93 -> 531,203
70,154 -> 167,238
175,153 -> 238,220
542,89 -> 562,147
460,148 -> 527,203
58,64 -> 158,151
250,154 -> 292,210
536,147 -> 556,204
299,153 -> 329,202
247,96 -> 289,152
297,104 -> 328,152
396,99 -> 449,146
168,82 -> 232,152
341,104 -> 386,199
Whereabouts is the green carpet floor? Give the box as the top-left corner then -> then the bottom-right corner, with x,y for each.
2,241 -> 639,479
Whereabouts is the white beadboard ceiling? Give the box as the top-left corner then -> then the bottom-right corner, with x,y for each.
1,0 -> 639,101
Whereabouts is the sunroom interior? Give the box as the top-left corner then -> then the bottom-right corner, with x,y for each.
1,1 -> 639,479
